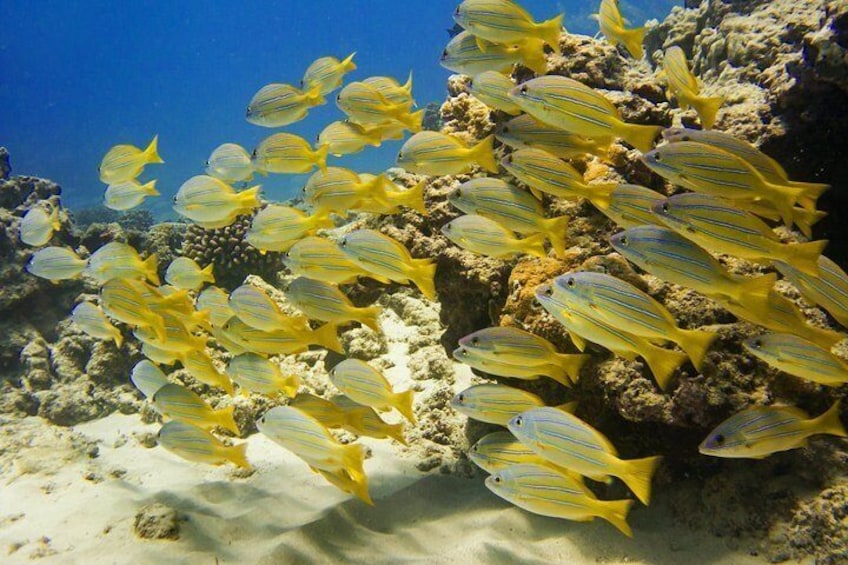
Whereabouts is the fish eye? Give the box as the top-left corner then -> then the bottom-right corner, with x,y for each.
503,155 -> 512,165
172,196 -> 178,203
397,151 -> 404,160
455,189 -> 462,197
619,235 -> 629,246
661,203 -> 670,214
340,239 -> 347,247
566,277 -> 575,287
470,336 -> 479,345
493,476 -> 501,484
251,149 -> 258,158
336,94 -> 341,102
654,152 -> 662,161
514,416 -> 523,427
471,444 -> 478,452
714,433 -> 725,446
440,49 -> 448,60
681,135 -> 691,141
751,339 -> 763,349
543,286 -> 552,296
467,79 -> 473,88
519,85 -> 528,95
443,223 -> 452,232
454,6 -> 460,15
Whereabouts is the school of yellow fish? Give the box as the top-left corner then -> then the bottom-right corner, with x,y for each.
20,0 -> 848,537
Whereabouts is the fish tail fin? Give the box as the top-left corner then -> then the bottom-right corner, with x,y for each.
556,353 -> 590,384
386,421 -> 408,446
620,455 -> 662,505
50,206 -> 62,231
144,134 -> 164,164
517,39 -> 548,74
394,389 -> 416,425
303,82 -> 326,106
112,329 -> 123,349
795,181 -> 830,212
314,144 -> 330,173
398,180 -> 428,215
340,443 -> 368,487
142,179 -> 160,196
200,263 -> 216,284
555,400 -> 579,413
472,134 -> 499,174
313,322 -> 344,353
237,185 -> 262,209
620,123 -> 662,153
543,215 -> 569,258
149,314 -> 167,343
359,305 -> 383,333
411,258 -> 437,300
539,14 -> 564,50
691,95 -> 724,130
737,272 -> 778,306
342,51 -> 357,71
791,207 -> 827,239
400,109 -> 424,133
677,328 -> 718,371
587,182 -> 617,211
143,253 -> 161,286
785,240 -> 827,276
220,375 -> 236,397
597,499 -> 635,537
310,209 -> 335,230
621,26 -> 646,59
641,346 -> 687,391
519,232 -> 548,259
810,400 -> 847,438
215,405 -> 241,436
281,375 -> 300,398
402,70 -> 414,100
226,442 -> 251,469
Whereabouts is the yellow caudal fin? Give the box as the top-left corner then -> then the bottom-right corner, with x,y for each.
641,345 -> 687,391
619,123 -> 662,153
237,185 -> 262,208
142,179 -> 160,196
540,364 -> 572,388
111,328 -> 124,349
518,232 -> 548,259
518,38 -> 548,75
143,253 -> 160,285
386,421 -> 408,446
597,498 -> 635,537
309,209 -> 336,230
556,353 -> 590,384
411,258 -> 437,300
341,51 -> 357,72
144,134 -> 164,164
148,313 -> 168,343
810,401 -> 847,438
219,374 -> 236,397
340,442 -> 368,486
302,83 -> 326,107
586,182 -> 617,211
620,455 -> 662,505
312,322 -> 343,353
314,144 -> 330,173
737,272 -> 778,306
621,27 -> 646,59
394,389 -> 416,425
395,180 -> 428,215
555,401 -> 579,414
791,207 -> 827,239
358,305 -> 383,333
794,181 -> 830,212
50,206 -> 62,231
677,328 -> 718,372
784,239 -> 828,276
400,109 -> 424,133
692,95 -> 724,130
402,70 -> 416,105
215,405 -> 241,436
471,134 -> 499,173
201,263 -> 215,284
538,14 -> 564,50
542,215 -> 569,258
225,442 -> 252,469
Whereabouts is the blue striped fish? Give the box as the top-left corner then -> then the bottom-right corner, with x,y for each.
453,0 -> 562,49
252,132 -> 328,175
246,205 -> 333,253
652,193 -> 827,276
699,402 -> 846,459
468,71 -> 521,114
496,114 -> 611,159
601,184 -> 665,228
86,242 -> 159,285
24,246 -> 85,281
205,143 -> 255,183
329,359 -> 415,424
453,346 -> 583,387
225,353 -> 299,396
158,421 -> 250,468
449,177 -> 568,256
317,120 -> 387,156
100,278 -> 167,341
130,360 -> 170,399
336,81 -> 422,131
152,383 -> 240,435
332,395 -> 408,445
450,383 -> 547,426
397,131 -> 499,175
173,175 -> 261,224
508,76 -> 662,153
509,407 -> 662,505
536,283 -> 687,390
246,83 -> 324,128
221,317 -> 343,355
339,229 -> 437,300
283,236 -> 385,285
593,0 -> 645,59
72,301 -> 123,348
287,276 -> 382,332
304,166 -> 391,215
661,47 -> 723,128
98,135 -> 163,184
301,53 -> 357,96
469,431 -> 577,475
776,255 -> 848,328
442,214 -> 548,259
744,333 -> 848,387
439,30 -> 547,76
554,271 -> 717,370
196,286 -> 236,328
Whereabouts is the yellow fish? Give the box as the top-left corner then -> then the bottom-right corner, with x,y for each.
397,132 -> 498,175
301,53 -> 357,96
592,0 -> 645,59
510,407 -> 662,505
496,114 -> 612,160
195,286 -> 236,328
25,246 -> 87,281
86,241 -> 160,285
363,73 -> 415,107
282,236 -> 385,285
71,301 -> 123,348
183,349 -> 235,396
100,278 -> 166,341
509,76 -> 662,153
152,383 -> 240,435
257,406 -> 368,498
246,205 -> 333,253
336,81 -> 423,132
501,147 -> 616,208
252,133 -> 329,175
441,214 -> 548,259
221,317 -> 343,355
158,421 -> 250,469
141,340 -> 182,366
317,120 -> 389,156
454,346 -> 580,387
173,175 -> 261,224
440,30 -> 547,76
469,431 -> 577,475
700,402 -> 846,459
20,204 -> 61,247
225,353 -> 299,396
454,0 -> 563,50
775,256 -> 848,329
329,359 -> 416,424
205,143 -> 255,183
486,463 -> 634,537
104,179 -> 159,211
246,83 -> 325,127
164,256 -> 214,291
130,360 -> 170,399
133,311 -> 206,355
468,71 -> 522,114
98,134 -> 163,184
287,277 -> 383,333
600,183 -> 665,228
354,175 -> 428,216
744,333 -> 848,387
451,383 -> 547,426
289,393 -> 370,430
661,47 -> 723,129
339,229 -> 437,300
303,167 -> 391,215
228,283 -> 310,333
332,395 -> 408,445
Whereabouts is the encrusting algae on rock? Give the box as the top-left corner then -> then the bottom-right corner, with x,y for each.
5,0 -> 848,560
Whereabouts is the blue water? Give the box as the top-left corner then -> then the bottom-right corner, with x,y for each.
1,0 -> 677,218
